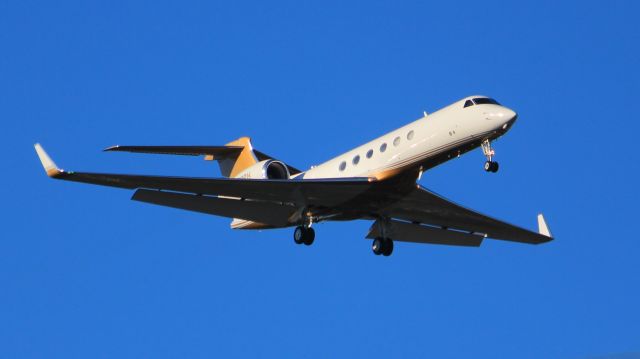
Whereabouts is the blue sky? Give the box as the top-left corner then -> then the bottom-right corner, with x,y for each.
2,0 -> 639,357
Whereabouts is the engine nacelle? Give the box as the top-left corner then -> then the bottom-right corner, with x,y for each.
234,159 -> 290,180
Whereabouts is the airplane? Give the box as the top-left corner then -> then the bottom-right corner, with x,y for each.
34,95 -> 553,256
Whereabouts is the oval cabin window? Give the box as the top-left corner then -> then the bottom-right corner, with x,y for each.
407,130 -> 414,140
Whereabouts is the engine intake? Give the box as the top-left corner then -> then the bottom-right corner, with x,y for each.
234,160 -> 291,180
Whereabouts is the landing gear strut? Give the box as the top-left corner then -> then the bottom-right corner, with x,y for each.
294,226 -> 315,245
481,139 -> 499,173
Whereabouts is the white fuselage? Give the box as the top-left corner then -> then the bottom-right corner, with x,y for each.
300,96 -> 517,180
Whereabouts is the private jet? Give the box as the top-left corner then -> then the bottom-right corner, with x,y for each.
35,95 -> 553,256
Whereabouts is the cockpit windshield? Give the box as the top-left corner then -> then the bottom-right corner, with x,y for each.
464,97 -> 501,108
473,97 -> 500,105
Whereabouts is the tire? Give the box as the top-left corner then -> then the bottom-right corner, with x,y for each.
303,227 -> 315,246
294,226 -> 305,244
382,238 -> 394,256
484,161 -> 492,172
490,161 -> 499,173
372,238 -> 383,255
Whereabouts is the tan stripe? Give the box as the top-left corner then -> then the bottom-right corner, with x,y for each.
225,137 -> 258,178
370,130 -> 494,179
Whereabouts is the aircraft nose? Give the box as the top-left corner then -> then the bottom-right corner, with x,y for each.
486,107 -> 517,126
504,108 -> 517,122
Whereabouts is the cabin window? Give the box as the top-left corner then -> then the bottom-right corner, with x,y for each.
339,161 -> 346,171
393,136 -> 401,146
352,155 -> 360,165
407,130 -> 414,140
464,100 -> 474,108
366,149 -> 373,158
380,143 -> 387,153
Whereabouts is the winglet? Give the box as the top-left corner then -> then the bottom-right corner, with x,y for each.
537,214 -> 552,238
34,143 -> 62,177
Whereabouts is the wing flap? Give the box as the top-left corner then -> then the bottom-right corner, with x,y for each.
132,189 -> 296,227
367,219 -> 483,247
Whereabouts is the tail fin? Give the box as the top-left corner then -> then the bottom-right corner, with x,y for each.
207,137 -> 258,178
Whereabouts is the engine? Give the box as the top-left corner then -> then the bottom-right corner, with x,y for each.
234,160 -> 290,180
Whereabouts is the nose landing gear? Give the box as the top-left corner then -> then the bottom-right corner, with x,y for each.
481,139 -> 499,173
484,160 -> 499,173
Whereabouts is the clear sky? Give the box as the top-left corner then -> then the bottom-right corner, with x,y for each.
2,0 -> 639,358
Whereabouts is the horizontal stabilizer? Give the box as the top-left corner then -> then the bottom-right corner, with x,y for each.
104,145 -> 244,157
366,219 -> 484,247
105,142 -> 302,175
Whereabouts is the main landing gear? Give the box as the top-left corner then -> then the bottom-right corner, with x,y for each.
372,237 -> 394,256
481,139 -> 499,173
293,225 -> 315,245
293,222 -> 395,256
371,218 -> 394,256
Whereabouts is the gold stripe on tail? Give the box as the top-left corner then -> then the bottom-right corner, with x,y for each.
204,137 -> 258,178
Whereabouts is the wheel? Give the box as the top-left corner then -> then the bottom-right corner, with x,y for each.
382,238 -> 394,256
294,226 -> 305,244
294,226 -> 315,245
372,237 -> 384,255
484,161 -> 499,173
372,238 -> 393,256
303,227 -> 315,246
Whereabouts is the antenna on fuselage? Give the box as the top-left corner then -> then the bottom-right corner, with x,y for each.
423,111 -> 428,117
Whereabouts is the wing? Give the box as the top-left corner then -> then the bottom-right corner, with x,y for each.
381,186 -> 553,244
35,144 -> 372,208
